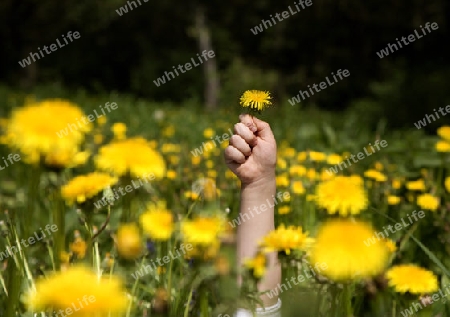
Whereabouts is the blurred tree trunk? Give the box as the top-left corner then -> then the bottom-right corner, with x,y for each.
194,5 -> 219,110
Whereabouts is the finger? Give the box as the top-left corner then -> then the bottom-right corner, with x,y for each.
229,135 -> 252,156
234,122 -> 257,147
239,114 -> 257,133
224,145 -> 246,164
252,116 -> 275,140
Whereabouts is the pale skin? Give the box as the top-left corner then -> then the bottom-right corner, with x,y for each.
224,114 -> 281,307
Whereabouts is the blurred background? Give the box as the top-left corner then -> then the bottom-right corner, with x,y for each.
1,0 -> 449,131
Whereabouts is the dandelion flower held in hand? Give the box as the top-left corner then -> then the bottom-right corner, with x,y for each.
239,90 -> 272,113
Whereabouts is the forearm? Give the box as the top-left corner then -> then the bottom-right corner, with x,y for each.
237,175 -> 281,307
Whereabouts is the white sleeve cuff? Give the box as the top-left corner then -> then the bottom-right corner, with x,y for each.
235,298 -> 282,317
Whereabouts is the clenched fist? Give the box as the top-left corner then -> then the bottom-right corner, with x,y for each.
224,114 -> 277,185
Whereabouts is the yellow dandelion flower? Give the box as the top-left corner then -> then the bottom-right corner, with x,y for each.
181,216 -> 224,246
276,175 -> 289,187
161,143 -> 181,153
277,158 -> 287,169
281,147 -> 296,158
166,170 -> 177,179
244,252 -> 267,279
185,240 -> 221,260
2,99 -> 92,165
168,155 -> 180,165
277,206 -> 291,215
203,128 -> 215,139
392,179 -> 402,190
44,148 -> 90,169
364,169 -> 387,182
260,225 -> 309,255
314,176 -> 368,216
191,156 -> 201,165
111,123 -> 126,140
225,170 -> 237,179
437,126 -> 450,141
61,172 -> 118,205
292,181 -> 305,195
320,168 -> 335,181
70,232 -> 87,259
206,160 -> 214,169
384,239 -> 397,253
309,219 -> 389,281
387,195 -> 401,205
445,177 -> 450,193
386,264 -> 438,294
239,90 -> 272,112
60,251 -> 71,264
309,151 -> 326,162
327,154 -> 343,165
417,193 -> 439,211
436,140 -> 450,152
184,190 -> 200,200
97,116 -> 107,126
25,266 -> 128,316
140,202 -> 173,241
306,168 -> 318,180
95,137 -> 166,178
297,151 -> 307,161
374,161 -> 384,171
207,170 -> 217,178
406,179 -> 426,191
116,223 -> 142,260
289,165 -> 306,177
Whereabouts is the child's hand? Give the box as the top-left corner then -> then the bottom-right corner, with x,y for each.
224,114 -> 276,185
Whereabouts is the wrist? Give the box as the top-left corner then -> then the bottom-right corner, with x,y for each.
241,173 -> 276,190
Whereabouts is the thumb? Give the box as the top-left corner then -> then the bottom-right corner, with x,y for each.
252,116 -> 274,140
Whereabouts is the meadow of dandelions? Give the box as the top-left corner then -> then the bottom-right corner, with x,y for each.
0,92 -> 450,316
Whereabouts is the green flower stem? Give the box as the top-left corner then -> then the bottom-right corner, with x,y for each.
343,283 -> 354,317
329,285 -> 338,317
120,175 -> 134,223
5,261 -> 21,317
24,165 -> 41,238
200,285 -> 209,317
167,239 -> 173,302
184,285 -> 195,317
52,187 -> 65,271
